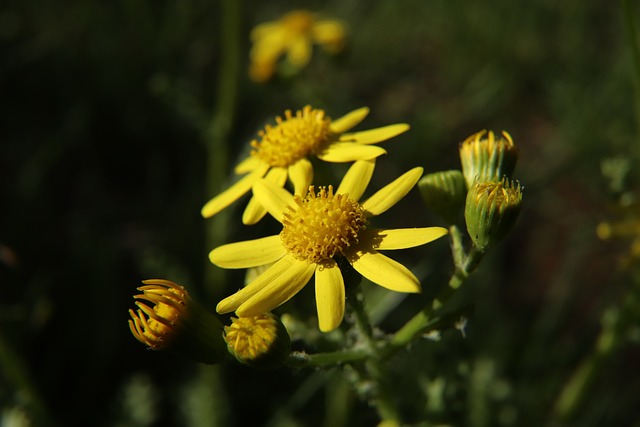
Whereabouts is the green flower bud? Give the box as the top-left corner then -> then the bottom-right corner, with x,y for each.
224,313 -> 291,369
459,130 -> 518,188
128,279 -> 228,364
465,179 -> 523,253
418,170 -> 467,224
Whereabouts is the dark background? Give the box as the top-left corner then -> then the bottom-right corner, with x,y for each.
2,0 -> 639,426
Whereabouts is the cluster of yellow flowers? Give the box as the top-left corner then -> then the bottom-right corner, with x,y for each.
127,10 -> 524,367
206,104 -> 448,332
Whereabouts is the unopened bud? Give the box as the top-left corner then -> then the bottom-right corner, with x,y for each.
465,179 -> 523,253
418,170 -> 467,224
459,130 -> 518,188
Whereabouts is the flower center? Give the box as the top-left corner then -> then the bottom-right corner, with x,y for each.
224,315 -> 278,360
280,185 -> 367,264
251,106 -> 334,167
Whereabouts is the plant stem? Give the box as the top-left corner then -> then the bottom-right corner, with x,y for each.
347,284 -> 401,423
389,226 -> 483,349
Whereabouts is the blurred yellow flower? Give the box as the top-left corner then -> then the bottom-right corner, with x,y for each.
209,160 -> 448,332
249,10 -> 345,82
201,105 -> 409,225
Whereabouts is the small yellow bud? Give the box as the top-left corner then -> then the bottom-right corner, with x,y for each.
128,279 -> 227,364
465,179 -> 523,253
459,130 -> 518,188
418,170 -> 467,224
224,313 -> 291,369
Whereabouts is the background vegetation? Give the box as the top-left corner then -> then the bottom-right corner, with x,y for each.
1,0 -> 639,426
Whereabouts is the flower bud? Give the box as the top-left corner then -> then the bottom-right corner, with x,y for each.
224,313 -> 291,369
418,170 -> 467,224
128,279 -> 228,364
465,179 -> 523,253
459,130 -> 518,188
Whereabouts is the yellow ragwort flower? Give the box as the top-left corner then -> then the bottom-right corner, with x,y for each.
249,10 -> 345,82
129,279 -> 189,350
128,279 -> 227,364
209,160 -> 448,332
201,105 -> 409,225
224,313 -> 291,369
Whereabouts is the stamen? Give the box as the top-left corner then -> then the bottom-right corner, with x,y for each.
251,106 -> 334,167
280,185 -> 367,263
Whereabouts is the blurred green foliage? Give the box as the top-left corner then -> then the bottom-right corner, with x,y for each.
1,0 -> 639,426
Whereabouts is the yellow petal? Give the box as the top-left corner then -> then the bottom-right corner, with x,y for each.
316,142 -> 386,163
329,107 -> 369,134
315,260 -> 345,332
236,259 -> 316,316
288,158 -> 313,196
340,123 -> 410,145
287,37 -> 312,67
346,248 -> 420,293
360,227 -> 449,250
242,167 -> 288,225
361,167 -> 423,217
201,163 -> 270,218
252,179 -> 295,223
234,155 -> 261,174
209,235 -> 285,269
336,160 -> 375,202
216,254 -> 298,313
312,21 -> 345,51
242,196 -> 268,225
250,21 -> 280,41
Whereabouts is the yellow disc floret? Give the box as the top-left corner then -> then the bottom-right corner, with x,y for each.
224,314 -> 280,360
251,106 -> 334,167
280,185 -> 367,264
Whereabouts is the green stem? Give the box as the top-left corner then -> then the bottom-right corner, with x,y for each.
286,349 -> 370,367
203,0 -> 241,299
390,228 -> 483,349
347,282 -> 401,423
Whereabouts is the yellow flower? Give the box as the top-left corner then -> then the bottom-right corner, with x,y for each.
249,10 -> 345,82
128,279 -> 227,364
224,313 -> 291,369
201,105 -> 409,225
128,279 -> 189,350
209,160 -> 449,332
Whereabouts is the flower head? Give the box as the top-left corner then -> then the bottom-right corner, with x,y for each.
209,160 -> 448,332
128,279 -> 227,364
201,105 -> 409,225
249,10 -> 345,82
224,313 -> 291,369
465,178 -> 523,253
459,130 -> 518,188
